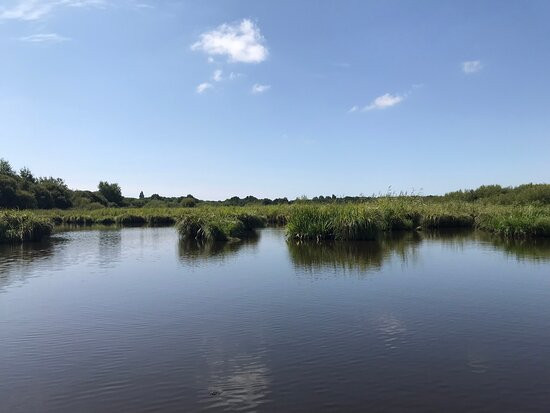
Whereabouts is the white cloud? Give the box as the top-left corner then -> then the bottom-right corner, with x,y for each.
462,60 -> 483,74
251,83 -> 270,94
212,69 -> 223,82
192,19 -> 268,64
0,0 -> 106,21
348,105 -> 359,113
196,82 -> 213,94
19,33 -> 70,43
363,93 -> 405,111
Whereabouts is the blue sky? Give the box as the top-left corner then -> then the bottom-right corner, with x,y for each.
1,0 -> 549,199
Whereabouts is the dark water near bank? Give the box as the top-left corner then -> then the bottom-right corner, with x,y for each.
1,228 -> 550,412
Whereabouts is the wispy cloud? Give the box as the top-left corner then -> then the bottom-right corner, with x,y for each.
192,19 -> 268,64
196,82 -> 213,94
133,2 -> 153,9
462,60 -> 483,74
251,83 -> 270,94
19,32 -> 70,43
0,0 -> 106,21
349,88 -> 415,114
363,93 -> 405,111
212,69 -> 223,82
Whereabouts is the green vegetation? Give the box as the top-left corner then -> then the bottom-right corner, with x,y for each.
177,212 -> 266,241
286,200 -> 550,240
13,201 -> 548,242
1,157 -> 549,242
444,184 -> 550,205
0,211 -> 52,243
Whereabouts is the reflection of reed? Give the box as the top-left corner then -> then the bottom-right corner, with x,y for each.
0,238 -> 59,289
97,230 -> 122,269
287,232 -> 422,272
178,234 -> 260,264
482,234 -> 550,262
422,229 -> 550,262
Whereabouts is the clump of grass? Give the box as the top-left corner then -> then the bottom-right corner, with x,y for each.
176,212 -> 265,242
286,205 -> 383,241
332,207 -> 382,240
476,207 -> 550,238
0,211 -> 52,243
64,215 -> 94,226
147,215 -> 176,226
236,213 -> 266,231
96,217 -> 116,225
115,214 -> 147,226
421,213 -> 474,229
287,202 -> 480,240
177,216 -> 228,242
286,206 -> 335,240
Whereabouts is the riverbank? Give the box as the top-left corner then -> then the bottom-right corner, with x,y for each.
286,201 -> 550,240
0,211 -> 53,243
1,200 -> 549,243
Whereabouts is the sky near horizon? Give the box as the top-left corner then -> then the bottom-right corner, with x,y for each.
1,0 -> 549,200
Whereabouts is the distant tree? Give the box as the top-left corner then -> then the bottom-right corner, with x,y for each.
16,190 -> 37,209
34,186 -> 54,209
39,177 -> 73,209
0,175 -> 18,207
98,181 -> 123,205
180,197 -> 197,208
19,167 -> 36,191
19,167 -> 36,183
0,159 -> 15,176
139,191 -> 145,199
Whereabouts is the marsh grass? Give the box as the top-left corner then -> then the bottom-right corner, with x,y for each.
0,211 -> 52,243
176,211 -> 266,242
286,200 -> 550,240
6,200 -> 550,243
476,207 -> 550,238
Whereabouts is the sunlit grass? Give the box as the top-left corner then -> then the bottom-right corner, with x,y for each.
4,200 -> 549,242
0,211 -> 52,243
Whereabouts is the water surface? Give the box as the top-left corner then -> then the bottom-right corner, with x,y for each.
1,228 -> 550,412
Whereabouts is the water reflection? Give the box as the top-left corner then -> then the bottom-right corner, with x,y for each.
0,240 -> 51,289
2,227 -> 550,411
178,235 -> 260,265
97,230 -> 122,269
423,229 -> 550,262
289,230 -> 550,274
288,232 -> 422,273
484,235 -> 550,262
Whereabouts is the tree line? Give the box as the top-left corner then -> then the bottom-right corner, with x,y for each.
1,158 -> 549,210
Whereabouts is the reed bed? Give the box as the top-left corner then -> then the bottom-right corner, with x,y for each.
0,211 -> 52,243
4,200 -> 549,243
177,212 -> 266,242
285,200 -> 550,240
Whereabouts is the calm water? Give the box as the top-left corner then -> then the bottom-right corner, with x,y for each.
1,228 -> 550,412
